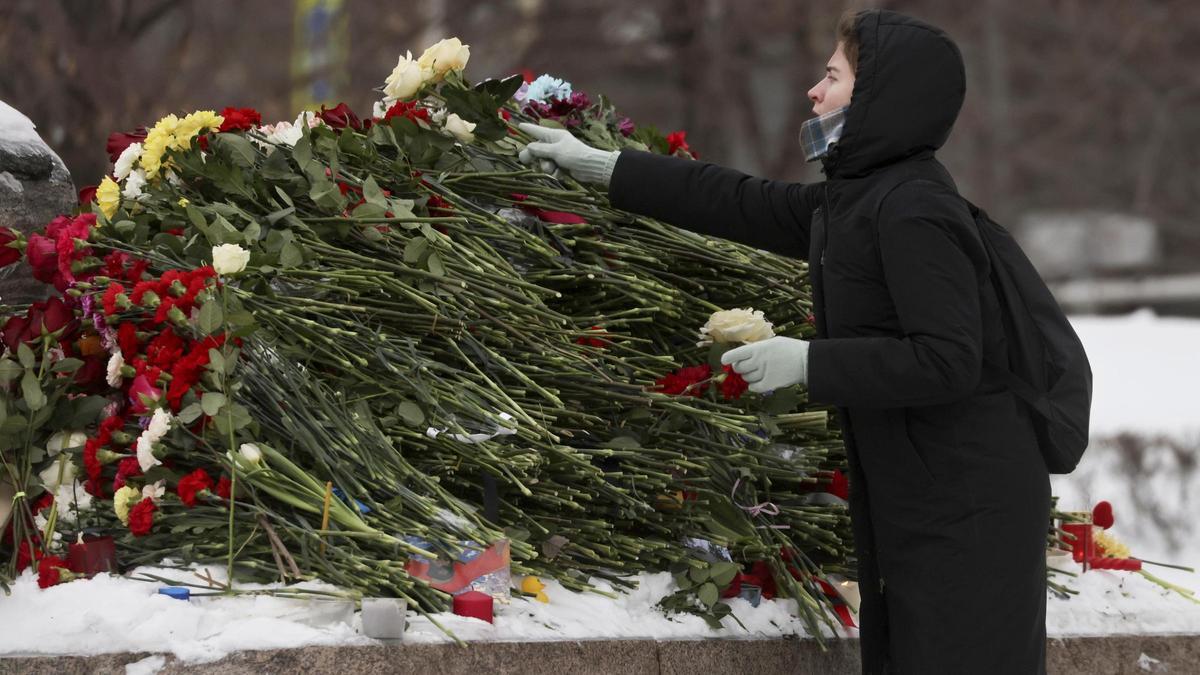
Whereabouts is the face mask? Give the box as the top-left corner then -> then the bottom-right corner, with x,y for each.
799,105 -> 849,162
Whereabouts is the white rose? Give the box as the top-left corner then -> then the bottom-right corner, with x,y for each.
443,113 -> 477,144
39,456 -> 77,491
47,430 -> 87,456
114,142 -> 142,181
697,308 -> 776,347
136,434 -> 163,472
212,243 -> 250,275
106,351 -> 125,387
239,443 -> 263,464
384,50 -> 425,101
417,37 -> 470,81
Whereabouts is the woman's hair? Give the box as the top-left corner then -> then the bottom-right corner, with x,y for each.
837,9 -> 865,73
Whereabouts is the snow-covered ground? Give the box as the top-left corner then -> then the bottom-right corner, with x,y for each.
1,309 -> 1197,665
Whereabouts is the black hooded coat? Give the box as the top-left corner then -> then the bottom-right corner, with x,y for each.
607,10 -> 1051,674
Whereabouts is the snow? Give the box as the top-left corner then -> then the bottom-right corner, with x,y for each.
0,100 -> 46,155
2,309 -> 1198,663
1069,308 -> 1200,436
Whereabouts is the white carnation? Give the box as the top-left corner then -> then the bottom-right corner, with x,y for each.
146,407 -> 172,444
114,142 -> 142,181
142,479 -> 166,504
698,308 -> 776,347
106,351 -> 125,387
122,169 -> 147,201
136,434 -> 162,472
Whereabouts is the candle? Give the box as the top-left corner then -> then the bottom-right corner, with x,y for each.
67,533 -> 117,577
452,590 -> 493,623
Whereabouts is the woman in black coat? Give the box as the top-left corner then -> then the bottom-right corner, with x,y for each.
521,9 -> 1052,674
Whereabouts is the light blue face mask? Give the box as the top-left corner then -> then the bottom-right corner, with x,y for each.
798,105 -> 849,162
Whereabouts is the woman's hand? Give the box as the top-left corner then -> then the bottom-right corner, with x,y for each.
517,122 -> 620,185
721,336 -> 811,393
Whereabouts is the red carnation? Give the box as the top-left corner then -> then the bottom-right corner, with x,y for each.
720,364 -> 749,399
128,498 -> 157,536
102,283 -> 127,316
575,326 -> 609,348
826,469 -> 849,500
16,539 -> 43,572
216,475 -> 232,500
106,128 -> 147,163
37,555 -> 71,588
177,468 -> 214,507
0,226 -> 21,268
218,107 -> 262,133
667,130 -> 692,157
654,364 -> 712,397
113,456 -> 142,491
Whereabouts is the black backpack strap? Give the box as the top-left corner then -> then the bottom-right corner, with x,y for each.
983,358 -> 1053,420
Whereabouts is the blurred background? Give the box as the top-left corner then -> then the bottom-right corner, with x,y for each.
1,0 -> 1198,589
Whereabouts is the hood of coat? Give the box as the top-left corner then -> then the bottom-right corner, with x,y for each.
821,10 -> 966,180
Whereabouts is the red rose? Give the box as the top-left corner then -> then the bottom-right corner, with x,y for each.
0,227 -> 21,267
177,468 -> 214,507
106,128 -> 147,163
317,102 -> 362,130
37,297 -> 76,337
1092,500 -> 1114,529
1,315 -> 30,353
720,364 -> 749,400
383,100 -> 431,124
827,469 -> 849,501
218,107 -> 262,133
128,498 -> 157,536
78,185 -> 98,206
26,233 -> 58,284
73,354 -> 107,392
37,555 -> 70,588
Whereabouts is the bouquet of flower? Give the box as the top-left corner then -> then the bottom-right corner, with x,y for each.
0,37 -> 855,638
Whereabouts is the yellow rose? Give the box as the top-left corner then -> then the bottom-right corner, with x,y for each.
417,37 -> 470,82
96,176 -> 121,219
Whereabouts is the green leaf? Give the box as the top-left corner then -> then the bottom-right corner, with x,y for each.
186,205 -> 208,231
242,220 -> 262,243
710,562 -> 741,587
474,73 -> 525,103
697,582 -> 719,609
396,401 -> 425,426
603,435 -> 641,450
21,371 -> 45,411
426,251 -> 445,277
762,387 -> 799,415
50,358 -> 84,374
201,392 -> 227,417
68,396 -> 108,427
199,301 -> 224,335
673,571 -> 694,591
362,176 -> 387,207
279,242 -> 303,268
293,135 -> 313,171
215,132 -> 258,169
403,237 -> 430,264
207,348 -> 226,374
177,402 -> 204,424
309,178 -> 343,210
688,565 -> 710,583
0,359 -> 20,384
17,343 -> 35,369
274,185 -> 295,207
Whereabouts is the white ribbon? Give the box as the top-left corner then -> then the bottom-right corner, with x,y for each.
426,412 -> 518,444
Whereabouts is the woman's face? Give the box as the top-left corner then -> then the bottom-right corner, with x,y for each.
807,42 -> 855,116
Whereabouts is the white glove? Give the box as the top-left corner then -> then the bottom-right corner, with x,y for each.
720,336 -> 811,394
517,122 -> 620,185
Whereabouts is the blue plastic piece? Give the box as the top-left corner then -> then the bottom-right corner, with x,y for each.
158,586 -> 190,600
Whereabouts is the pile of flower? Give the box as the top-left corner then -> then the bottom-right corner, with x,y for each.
0,37 -> 857,637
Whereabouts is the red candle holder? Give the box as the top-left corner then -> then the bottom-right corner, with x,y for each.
452,590 -> 494,624
1061,523 -> 1093,563
67,533 -> 118,577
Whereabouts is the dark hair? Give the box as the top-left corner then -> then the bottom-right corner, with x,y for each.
837,9 -> 864,73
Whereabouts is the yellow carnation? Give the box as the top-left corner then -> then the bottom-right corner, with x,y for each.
113,485 -> 141,525
96,176 -> 121,219
140,114 -> 180,178
173,110 -> 224,150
